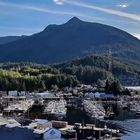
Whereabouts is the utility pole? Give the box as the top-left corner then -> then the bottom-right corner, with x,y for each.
108,49 -> 112,73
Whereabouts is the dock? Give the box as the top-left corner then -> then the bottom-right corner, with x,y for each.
59,125 -> 75,131
74,123 -> 119,134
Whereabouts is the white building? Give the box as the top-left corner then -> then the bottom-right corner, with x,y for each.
85,92 -> 95,99
19,91 -> 26,96
43,128 -> 61,140
33,119 -> 52,135
94,92 -> 114,98
8,91 -> 18,96
36,91 -> 56,99
32,119 -> 62,139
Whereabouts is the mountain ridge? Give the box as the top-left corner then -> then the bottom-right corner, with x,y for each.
0,35 -> 26,45
0,17 -> 140,64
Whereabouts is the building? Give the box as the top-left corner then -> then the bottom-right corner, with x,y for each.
8,91 -> 18,96
36,91 -> 59,101
43,128 -> 61,140
19,91 -> 26,96
33,119 -> 52,135
51,120 -> 68,128
94,92 -> 114,99
36,119 -> 52,129
85,92 -> 95,99
33,119 -> 62,140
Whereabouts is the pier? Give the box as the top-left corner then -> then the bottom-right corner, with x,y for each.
74,123 -> 119,134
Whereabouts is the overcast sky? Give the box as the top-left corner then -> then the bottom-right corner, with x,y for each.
0,0 -> 140,39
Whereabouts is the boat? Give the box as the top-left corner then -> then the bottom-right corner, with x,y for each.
66,128 -> 76,133
104,112 -> 115,120
5,119 -> 21,131
136,110 -> 140,116
86,136 -> 96,140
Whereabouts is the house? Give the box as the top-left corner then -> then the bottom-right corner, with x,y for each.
36,91 -> 57,99
85,92 -> 95,99
8,91 -> 18,96
94,92 -> 114,99
94,92 -> 101,98
36,119 -> 52,129
33,119 -> 52,134
33,119 -> 62,139
43,128 -> 61,140
2,95 -> 26,106
0,91 -> 7,97
51,120 -> 68,128
18,91 -> 26,96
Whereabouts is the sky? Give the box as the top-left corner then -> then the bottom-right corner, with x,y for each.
0,0 -> 140,39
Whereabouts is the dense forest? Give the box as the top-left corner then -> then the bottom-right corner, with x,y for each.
55,54 -> 140,86
0,54 -> 140,91
0,63 -> 78,91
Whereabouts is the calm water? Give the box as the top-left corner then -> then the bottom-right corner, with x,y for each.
0,127 -> 43,140
123,132 -> 140,140
0,107 -> 140,140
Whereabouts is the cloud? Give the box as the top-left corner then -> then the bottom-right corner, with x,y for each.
133,33 -> 140,39
63,0 -> 140,22
53,0 -> 64,5
0,1 -> 112,23
117,4 -> 128,8
0,1 -> 84,17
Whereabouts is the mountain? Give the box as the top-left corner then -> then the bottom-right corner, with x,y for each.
0,36 -> 26,45
55,54 -> 140,86
0,17 -> 140,64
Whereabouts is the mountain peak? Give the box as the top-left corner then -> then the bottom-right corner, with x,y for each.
67,17 -> 82,24
44,17 -> 82,31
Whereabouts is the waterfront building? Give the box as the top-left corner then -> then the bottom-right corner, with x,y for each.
32,119 -> 62,139
43,128 -> 61,140
51,120 -> 68,128
35,119 -> 52,130
33,119 -> 52,135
